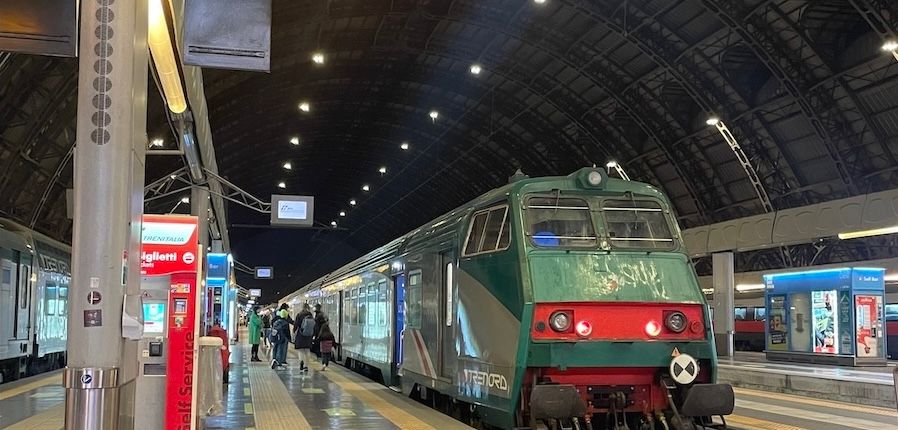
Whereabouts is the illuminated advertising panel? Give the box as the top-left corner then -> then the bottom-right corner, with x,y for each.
812,290 -> 838,354
141,215 -> 201,429
141,215 -> 199,276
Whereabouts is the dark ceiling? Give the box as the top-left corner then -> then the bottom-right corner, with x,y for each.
3,0 -> 898,303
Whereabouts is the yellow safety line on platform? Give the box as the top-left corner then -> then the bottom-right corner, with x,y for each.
733,387 -> 898,418
3,403 -> 64,430
0,374 -> 59,401
317,366 -> 437,430
726,414 -> 808,430
736,398 -> 895,430
247,360 -> 312,430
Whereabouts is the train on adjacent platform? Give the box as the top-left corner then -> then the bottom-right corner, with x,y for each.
282,167 -> 734,430
0,218 -> 71,384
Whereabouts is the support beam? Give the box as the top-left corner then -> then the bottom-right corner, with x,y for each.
683,187 -> 898,257
712,252 -> 735,358
65,1 -> 148,429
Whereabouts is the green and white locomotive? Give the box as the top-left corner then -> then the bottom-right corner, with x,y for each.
281,167 -> 734,429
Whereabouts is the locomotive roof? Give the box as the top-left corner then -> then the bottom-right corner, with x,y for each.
283,168 -> 670,302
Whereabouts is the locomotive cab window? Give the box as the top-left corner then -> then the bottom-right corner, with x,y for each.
525,197 -> 596,248
463,205 -> 511,256
601,199 -> 674,249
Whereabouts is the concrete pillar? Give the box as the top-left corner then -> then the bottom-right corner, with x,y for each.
712,252 -> 735,357
64,0 -> 148,429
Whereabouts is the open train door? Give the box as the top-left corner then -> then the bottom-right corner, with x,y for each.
390,273 -> 406,389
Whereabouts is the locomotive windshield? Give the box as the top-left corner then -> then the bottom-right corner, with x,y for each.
601,200 -> 674,250
525,197 -> 597,248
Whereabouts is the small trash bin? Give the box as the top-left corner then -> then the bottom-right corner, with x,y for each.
198,336 -> 224,418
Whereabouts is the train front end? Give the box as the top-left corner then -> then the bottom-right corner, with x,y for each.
517,168 -> 733,430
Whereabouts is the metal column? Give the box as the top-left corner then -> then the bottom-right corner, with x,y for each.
191,186 -> 210,328
712,252 -> 735,357
65,1 -> 148,429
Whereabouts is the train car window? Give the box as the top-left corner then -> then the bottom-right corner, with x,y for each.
343,295 -> 351,326
601,200 -> 674,249
350,288 -> 359,325
464,213 -> 488,255
754,307 -> 766,321
1,267 -> 10,284
407,271 -> 422,328
885,304 -> 898,321
46,280 -> 58,315
377,280 -> 387,327
734,307 -> 747,320
19,266 -> 30,309
525,197 -> 596,248
463,205 -> 511,256
367,284 -> 376,326
58,281 -> 69,315
479,208 -> 506,252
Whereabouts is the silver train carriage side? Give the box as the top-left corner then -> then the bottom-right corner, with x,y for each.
0,218 -> 70,383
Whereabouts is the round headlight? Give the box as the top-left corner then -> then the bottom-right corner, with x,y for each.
549,311 -> 571,332
665,311 -> 687,333
587,170 -> 603,186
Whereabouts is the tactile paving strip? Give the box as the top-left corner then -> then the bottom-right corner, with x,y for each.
248,360 -> 313,430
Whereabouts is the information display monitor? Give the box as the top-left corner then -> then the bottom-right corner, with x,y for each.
143,302 -> 166,335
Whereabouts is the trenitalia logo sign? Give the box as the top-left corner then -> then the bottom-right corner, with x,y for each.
141,215 -> 199,276
142,222 -> 197,245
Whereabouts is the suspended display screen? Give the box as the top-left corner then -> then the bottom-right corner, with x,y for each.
270,195 -> 315,226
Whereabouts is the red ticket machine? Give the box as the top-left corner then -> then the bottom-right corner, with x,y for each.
140,215 -> 201,430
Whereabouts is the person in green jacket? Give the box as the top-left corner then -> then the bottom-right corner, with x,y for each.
248,307 -> 262,362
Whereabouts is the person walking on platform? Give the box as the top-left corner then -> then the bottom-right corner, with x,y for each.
261,311 -> 272,349
311,303 -> 328,357
317,322 -> 336,371
270,304 -> 294,370
293,303 -> 315,371
248,307 -> 262,362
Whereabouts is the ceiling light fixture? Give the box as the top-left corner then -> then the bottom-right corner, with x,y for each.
379,166 -> 387,174
278,181 -> 286,189
299,102 -> 311,112
180,197 -> 190,204
283,162 -> 292,170
362,184 -> 370,192
339,211 -> 346,217
400,142 -> 409,150
150,138 -> 164,147
534,0 -> 547,4
429,110 -> 439,122
290,136 -> 300,145
470,64 -> 482,75
349,199 -> 356,206
882,40 -> 898,51
705,117 -> 720,126
148,0 -> 187,113
330,221 -> 337,227
838,225 -> 898,240
312,52 -> 325,64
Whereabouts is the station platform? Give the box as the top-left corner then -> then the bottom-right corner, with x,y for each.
718,352 -> 896,408
3,347 -> 898,430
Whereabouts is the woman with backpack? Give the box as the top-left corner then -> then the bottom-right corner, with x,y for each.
270,304 -> 293,370
293,303 -> 315,372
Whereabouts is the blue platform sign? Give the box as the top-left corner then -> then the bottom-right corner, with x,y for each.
207,253 -> 228,280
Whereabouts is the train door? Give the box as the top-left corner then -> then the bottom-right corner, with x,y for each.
439,250 -> 455,380
14,254 -> 30,341
1,257 -> 14,341
391,273 -> 406,387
